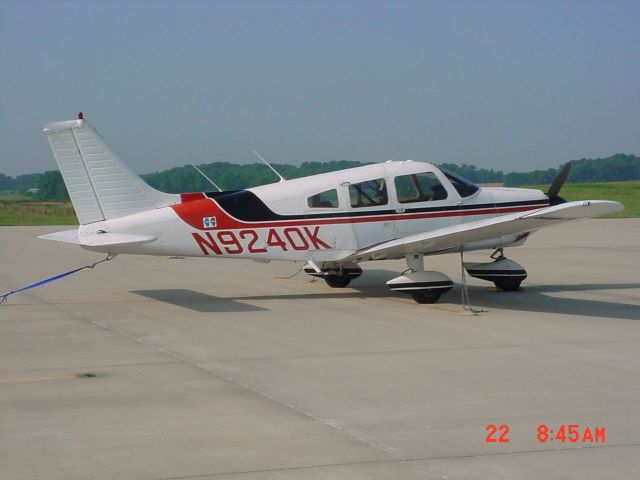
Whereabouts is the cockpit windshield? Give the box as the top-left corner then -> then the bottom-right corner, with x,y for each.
439,168 -> 479,198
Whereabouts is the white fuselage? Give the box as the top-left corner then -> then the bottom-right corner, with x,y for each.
75,161 -> 549,264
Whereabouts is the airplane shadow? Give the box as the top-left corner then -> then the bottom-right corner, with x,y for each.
131,289 -> 268,313
348,269 -> 640,321
130,273 -> 640,320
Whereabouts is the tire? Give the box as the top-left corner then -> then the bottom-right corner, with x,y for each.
324,275 -> 352,288
493,279 -> 522,291
410,289 -> 442,304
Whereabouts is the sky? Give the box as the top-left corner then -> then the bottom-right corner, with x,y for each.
1,0 -> 638,177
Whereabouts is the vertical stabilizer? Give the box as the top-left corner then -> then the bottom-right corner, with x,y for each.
43,115 -> 178,225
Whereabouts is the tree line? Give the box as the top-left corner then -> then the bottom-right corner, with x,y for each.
3,153 -> 639,201
0,173 -> 42,192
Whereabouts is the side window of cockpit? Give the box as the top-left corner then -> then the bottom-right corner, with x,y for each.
439,168 -> 479,198
307,189 -> 339,208
394,172 -> 448,203
349,178 -> 388,208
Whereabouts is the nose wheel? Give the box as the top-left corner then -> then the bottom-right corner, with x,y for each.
324,275 -> 352,288
492,278 -> 523,292
464,249 -> 527,291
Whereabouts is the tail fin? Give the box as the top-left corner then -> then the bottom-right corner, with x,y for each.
43,114 -> 178,225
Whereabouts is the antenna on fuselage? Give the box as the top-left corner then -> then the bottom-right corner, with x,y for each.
191,164 -> 222,192
253,151 -> 286,183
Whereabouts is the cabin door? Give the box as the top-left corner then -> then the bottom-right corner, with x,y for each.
391,169 -> 461,235
344,177 -> 394,250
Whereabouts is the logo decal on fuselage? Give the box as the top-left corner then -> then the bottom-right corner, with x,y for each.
202,216 -> 217,229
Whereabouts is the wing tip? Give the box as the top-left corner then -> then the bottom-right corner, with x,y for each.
522,200 -> 624,219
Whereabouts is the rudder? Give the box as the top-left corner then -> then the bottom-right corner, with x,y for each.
43,114 -> 178,225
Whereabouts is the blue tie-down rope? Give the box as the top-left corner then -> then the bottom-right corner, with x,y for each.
0,254 -> 115,305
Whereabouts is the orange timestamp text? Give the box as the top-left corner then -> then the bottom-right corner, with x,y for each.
485,424 -> 606,444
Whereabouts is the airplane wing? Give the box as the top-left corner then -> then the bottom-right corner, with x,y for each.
344,200 -> 623,262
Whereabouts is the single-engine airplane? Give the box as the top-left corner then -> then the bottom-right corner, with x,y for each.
40,114 -> 623,303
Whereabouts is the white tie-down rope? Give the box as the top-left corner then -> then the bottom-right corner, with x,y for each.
460,249 -> 487,315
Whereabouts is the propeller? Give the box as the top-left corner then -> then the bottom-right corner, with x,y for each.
545,161 -> 573,205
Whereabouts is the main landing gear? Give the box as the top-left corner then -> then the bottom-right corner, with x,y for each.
463,248 -> 528,291
303,261 -> 363,288
304,249 -> 527,303
387,254 -> 454,304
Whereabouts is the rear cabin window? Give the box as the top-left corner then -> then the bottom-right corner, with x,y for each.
307,189 -> 339,208
349,178 -> 388,208
394,172 -> 448,203
439,168 -> 479,198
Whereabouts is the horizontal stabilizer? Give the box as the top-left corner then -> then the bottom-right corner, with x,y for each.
39,229 -> 81,244
40,230 -> 156,247
79,233 -> 156,247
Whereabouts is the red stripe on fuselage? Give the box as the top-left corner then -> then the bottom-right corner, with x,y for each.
180,192 -> 207,203
170,198 -> 548,230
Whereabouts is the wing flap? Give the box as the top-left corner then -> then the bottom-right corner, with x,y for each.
347,200 -> 623,262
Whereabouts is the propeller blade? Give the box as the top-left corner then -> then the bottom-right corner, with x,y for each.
546,161 -> 573,200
